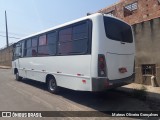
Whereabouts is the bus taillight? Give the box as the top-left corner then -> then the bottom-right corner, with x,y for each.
98,54 -> 107,77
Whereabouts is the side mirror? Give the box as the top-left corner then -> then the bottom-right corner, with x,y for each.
15,52 -> 21,57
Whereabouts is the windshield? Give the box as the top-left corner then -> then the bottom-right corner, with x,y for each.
104,17 -> 133,43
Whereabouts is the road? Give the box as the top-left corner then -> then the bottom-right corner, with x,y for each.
0,69 -> 158,120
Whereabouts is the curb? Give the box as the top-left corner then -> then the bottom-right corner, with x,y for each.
0,66 -> 11,69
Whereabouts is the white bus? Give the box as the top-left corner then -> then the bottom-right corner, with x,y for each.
12,13 -> 135,93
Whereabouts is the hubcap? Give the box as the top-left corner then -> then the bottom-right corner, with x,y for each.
16,73 -> 19,80
49,79 -> 56,91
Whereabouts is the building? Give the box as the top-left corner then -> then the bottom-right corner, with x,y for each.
99,0 -> 160,25
98,0 -> 160,86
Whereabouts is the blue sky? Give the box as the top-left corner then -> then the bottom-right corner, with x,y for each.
0,0 -> 118,48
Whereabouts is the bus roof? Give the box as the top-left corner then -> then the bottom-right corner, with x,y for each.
17,13 -> 129,42
18,13 -> 102,41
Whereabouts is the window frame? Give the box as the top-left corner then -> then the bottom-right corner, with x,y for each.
158,0 -> 160,5
24,39 -> 32,57
38,34 -> 47,46
19,19 -> 92,58
31,37 -> 38,57
124,1 -> 138,17
37,32 -> 58,56
57,19 -> 92,56
37,34 -> 48,56
13,41 -> 22,60
103,16 -> 133,43
141,64 -> 156,76
46,31 -> 58,56
24,37 -> 38,57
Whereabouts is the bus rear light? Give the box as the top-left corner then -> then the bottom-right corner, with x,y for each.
99,57 -> 104,62
100,63 -> 105,69
98,54 -> 107,77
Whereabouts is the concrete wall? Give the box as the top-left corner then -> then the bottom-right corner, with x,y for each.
133,18 -> 160,86
0,46 -> 13,66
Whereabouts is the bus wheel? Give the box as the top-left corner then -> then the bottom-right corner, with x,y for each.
47,77 -> 59,94
15,71 -> 22,81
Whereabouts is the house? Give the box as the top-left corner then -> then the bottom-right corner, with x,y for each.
98,0 -> 160,86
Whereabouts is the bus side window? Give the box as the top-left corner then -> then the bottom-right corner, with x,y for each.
58,21 -> 89,55
25,39 -> 32,57
14,42 -> 22,59
31,37 -> 38,57
72,22 -> 88,54
47,32 -> 57,55
21,41 -> 25,57
58,27 -> 72,55
38,34 -> 48,56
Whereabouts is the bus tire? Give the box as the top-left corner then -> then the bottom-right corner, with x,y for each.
47,76 -> 59,94
15,71 -> 22,81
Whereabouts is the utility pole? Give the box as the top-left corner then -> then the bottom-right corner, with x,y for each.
5,10 -> 9,47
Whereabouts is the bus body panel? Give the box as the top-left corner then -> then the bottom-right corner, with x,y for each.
90,15 -> 102,78
103,16 -> 135,81
90,15 -> 135,91
106,53 -> 134,80
14,55 -> 92,91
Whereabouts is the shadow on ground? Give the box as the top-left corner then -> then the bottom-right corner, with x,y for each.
19,78 -> 160,118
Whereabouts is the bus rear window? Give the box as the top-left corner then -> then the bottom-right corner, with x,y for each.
104,17 -> 133,43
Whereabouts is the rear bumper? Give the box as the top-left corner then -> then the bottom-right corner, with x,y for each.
92,73 -> 135,91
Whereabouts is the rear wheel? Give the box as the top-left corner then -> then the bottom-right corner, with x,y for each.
47,76 -> 59,94
15,71 -> 22,81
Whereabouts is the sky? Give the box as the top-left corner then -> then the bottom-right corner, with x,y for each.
0,0 -> 118,48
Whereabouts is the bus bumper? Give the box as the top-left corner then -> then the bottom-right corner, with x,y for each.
92,73 -> 135,91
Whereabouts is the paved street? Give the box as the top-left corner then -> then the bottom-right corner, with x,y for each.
0,69 -> 158,120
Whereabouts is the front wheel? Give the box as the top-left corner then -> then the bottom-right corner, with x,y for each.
15,72 -> 22,81
47,77 -> 59,94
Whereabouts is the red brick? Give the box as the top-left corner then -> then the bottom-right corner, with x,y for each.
98,0 -> 160,25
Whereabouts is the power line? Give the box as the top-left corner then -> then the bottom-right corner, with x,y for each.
0,34 -> 20,39
0,31 -> 25,36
